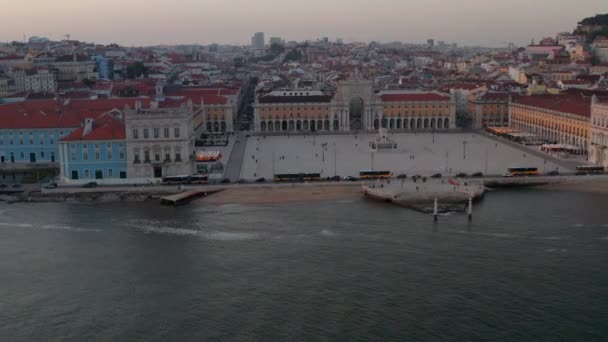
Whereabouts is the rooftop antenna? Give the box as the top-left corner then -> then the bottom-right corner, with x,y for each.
65,34 -> 71,41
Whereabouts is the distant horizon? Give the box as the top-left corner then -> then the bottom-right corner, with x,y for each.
0,0 -> 606,48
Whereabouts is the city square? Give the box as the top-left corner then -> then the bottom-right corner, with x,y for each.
240,132 -> 566,179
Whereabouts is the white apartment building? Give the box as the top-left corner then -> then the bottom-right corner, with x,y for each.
125,102 -> 195,179
13,68 -> 56,93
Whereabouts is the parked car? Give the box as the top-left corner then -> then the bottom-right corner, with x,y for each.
328,175 -> 341,182
430,173 -> 442,179
546,170 -> 560,176
236,179 -> 246,184
471,172 -> 484,177
396,174 -> 407,179
43,182 -> 58,189
455,173 -> 468,178
220,178 -> 231,184
344,176 -> 359,182
255,177 -> 266,183
0,184 -> 7,188
12,184 -> 22,188
82,182 -> 98,188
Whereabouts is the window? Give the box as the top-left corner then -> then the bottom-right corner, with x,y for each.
132,129 -> 139,139
144,150 -> 150,163
50,137 -> 54,145
83,151 -> 89,161
40,151 -> 45,159
29,133 -> 33,145
20,152 -> 24,159
19,133 -> 23,145
134,150 -> 140,163
108,169 -> 113,177
39,134 -> 44,145
154,128 -> 159,138
119,149 -> 125,160
174,127 -> 180,138
164,152 -> 171,162
164,127 -> 169,138
71,149 -> 76,161
143,129 -> 149,139
84,169 -> 90,178
107,149 -> 112,160
175,148 -> 181,162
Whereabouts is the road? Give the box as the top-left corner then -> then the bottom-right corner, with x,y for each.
222,131 -> 248,181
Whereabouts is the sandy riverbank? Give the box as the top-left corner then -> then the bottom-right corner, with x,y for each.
197,184 -> 362,205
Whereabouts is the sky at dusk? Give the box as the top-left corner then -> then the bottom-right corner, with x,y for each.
1,0 -> 606,47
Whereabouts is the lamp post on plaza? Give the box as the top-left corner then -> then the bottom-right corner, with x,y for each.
321,142 -> 327,163
463,140 -> 467,160
334,141 -> 337,177
485,148 -> 489,174
445,151 -> 449,173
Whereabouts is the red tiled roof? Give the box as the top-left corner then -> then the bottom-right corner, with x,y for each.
0,98 -> 151,129
380,93 -> 450,102
478,92 -> 511,101
60,115 -> 125,142
164,88 -> 229,105
511,94 -> 591,117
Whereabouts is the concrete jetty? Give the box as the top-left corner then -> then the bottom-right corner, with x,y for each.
362,179 -> 485,213
160,189 -> 223,206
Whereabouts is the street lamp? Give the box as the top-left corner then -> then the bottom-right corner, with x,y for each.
463,140 -> 467,160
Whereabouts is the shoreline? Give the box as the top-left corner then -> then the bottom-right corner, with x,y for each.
2,177 -> 608,205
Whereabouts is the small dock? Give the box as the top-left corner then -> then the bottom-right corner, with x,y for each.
160,189 -> 223,206
362,179 -> 485,213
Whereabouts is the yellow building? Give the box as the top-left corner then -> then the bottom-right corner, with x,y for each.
468,92 -> 510,128
510,93 -> 592,153
590,96 -> 608,167
253,88 -> 455,133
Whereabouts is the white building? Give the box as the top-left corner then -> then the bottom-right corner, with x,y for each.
12,68 -> 56,93
590,96 -> 608,168
125,102 -> 196,179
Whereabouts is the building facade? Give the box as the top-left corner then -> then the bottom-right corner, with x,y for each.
510,94 -> 591,153
125,103 -> 195,179
253,78 -> 455,134
589,97 -> 608,167
468,92 -> 510,129
13,68 -> 56,93
58,116 -> 127,183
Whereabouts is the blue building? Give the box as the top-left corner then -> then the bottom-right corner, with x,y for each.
58,116 -> 127,183
0,101 -> 82,166
94,55 -> 114,80
0,98 -> 147,167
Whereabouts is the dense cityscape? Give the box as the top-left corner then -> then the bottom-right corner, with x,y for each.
1,6 -> 608,341
0,14 -> 607,189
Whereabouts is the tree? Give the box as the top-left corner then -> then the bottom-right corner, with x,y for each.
125,61 -> 149,79
283,49 -> 302,63
82,78 -> 95,86
270,43 -> 285,55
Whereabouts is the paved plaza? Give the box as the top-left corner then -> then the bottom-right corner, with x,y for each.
239,132 -> 569,180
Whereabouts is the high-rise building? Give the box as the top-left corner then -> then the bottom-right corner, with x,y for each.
251,32 -> 265,50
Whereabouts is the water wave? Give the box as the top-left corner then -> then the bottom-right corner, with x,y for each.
320,229 -> 337,236
130,224 -> 258,241
0,221 -> 100,232
41,224 -> 102,232
0,222 -> 33,228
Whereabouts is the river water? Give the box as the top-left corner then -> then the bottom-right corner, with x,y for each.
0,189 -> 607,341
